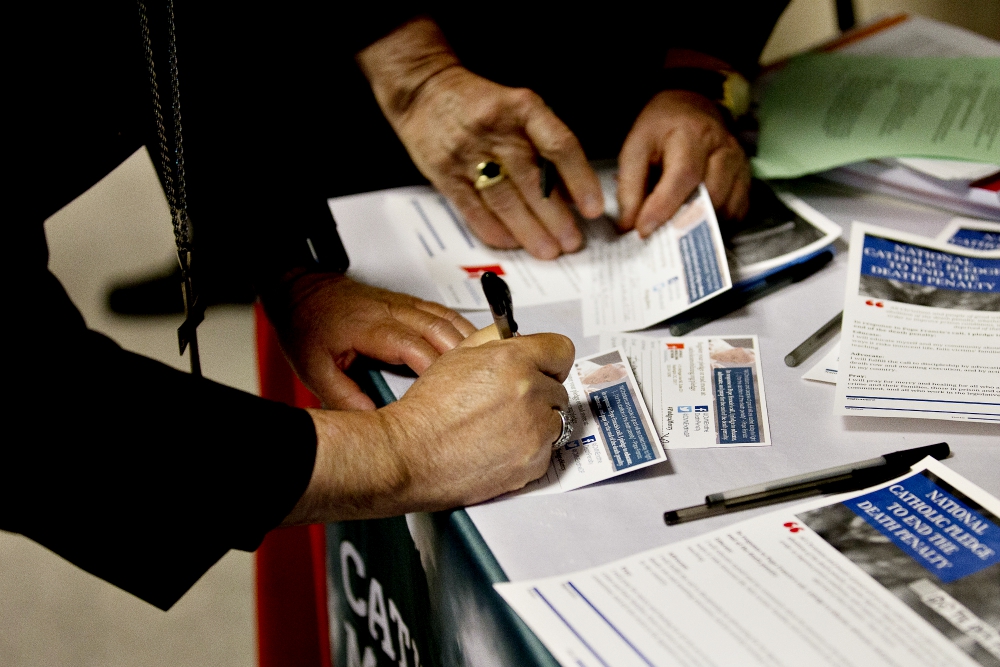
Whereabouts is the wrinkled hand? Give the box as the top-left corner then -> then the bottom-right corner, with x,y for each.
356,18 -> 603,260
384,332 -> 575,509
617,90 -> 750,237
272,272 -> 476,410
395,67 -> 604,258
289,332 -> 575,523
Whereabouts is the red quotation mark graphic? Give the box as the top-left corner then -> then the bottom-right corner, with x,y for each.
783,522 -> 802,533
864,300 -> 884,307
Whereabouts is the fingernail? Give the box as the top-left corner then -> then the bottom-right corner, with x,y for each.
582,193 -> 602,217
536,238 -> 560,259
561,229 -> 583,253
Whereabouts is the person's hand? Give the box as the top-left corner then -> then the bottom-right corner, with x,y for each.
286,332 -> 576,523
270,272 -> 476,410
617,89 -> 750,237
356,18 -> 604,259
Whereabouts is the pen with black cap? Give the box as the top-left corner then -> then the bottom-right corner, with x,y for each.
480,271 -> 518,339
664,442 -> 951,525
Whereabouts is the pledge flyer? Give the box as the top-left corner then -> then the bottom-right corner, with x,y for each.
498,458 -> 1000,667
505,348 -> 667,497
835,222 -> 1000,421
601,333 -> 771,449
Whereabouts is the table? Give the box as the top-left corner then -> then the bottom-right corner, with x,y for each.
326,178 -> 998,667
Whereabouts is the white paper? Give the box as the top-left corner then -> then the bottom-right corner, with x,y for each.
581,185 -> 731,336
383,193 -> 587,309
802,341 -> 841,384
834,222 -> 1000,421
496,457 -> 1000,667
601,333 -> 772,449
895,158 -> 1000,183
836,14 -> 1000,58
380,185 -> 731,337
937,218 -> 1000,252
503,348 -> 667,497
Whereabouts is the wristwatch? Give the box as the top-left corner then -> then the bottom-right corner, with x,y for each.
658,67 -> 751,122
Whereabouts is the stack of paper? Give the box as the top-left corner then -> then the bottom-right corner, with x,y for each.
753,14 -> 1000,219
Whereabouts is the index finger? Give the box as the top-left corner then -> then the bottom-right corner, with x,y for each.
636,132 -> 707,236
523,105 -> 604,219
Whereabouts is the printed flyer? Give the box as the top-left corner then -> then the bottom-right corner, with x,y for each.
497,457 -> 1000,667
508,348 -> 667,497
601,333 -> 771,449
381,185 -> 731,336
580,185 -> 731,336
804,218 -> 999,385
937,218 -> 1000,252
835,222 -> 1000,421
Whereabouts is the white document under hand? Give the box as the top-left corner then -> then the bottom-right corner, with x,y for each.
581,185 -> 731,336
503,348 -> 667,497
601,332 -> 771,449
383,193 -> 587,309
497,457 -> 1000,667
835,222 -> 1000,421
381,185 -> 732,337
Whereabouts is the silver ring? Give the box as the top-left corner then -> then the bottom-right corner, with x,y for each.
552,409 -> 574,448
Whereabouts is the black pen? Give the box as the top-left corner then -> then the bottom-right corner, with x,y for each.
664,442 -> 950,525
667,250 -> 834,336
481,271 -> 518,339
785,310 -> 843,367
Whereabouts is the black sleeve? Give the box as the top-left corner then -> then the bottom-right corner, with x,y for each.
2,225 -> 318,611
668,1 -> 791,77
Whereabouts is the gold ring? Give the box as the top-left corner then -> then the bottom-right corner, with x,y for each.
474,161 -> 506,190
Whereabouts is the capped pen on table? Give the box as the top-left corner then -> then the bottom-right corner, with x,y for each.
664,442 -> 951,526
481,271 -> 518,339
785,310 -> 843,367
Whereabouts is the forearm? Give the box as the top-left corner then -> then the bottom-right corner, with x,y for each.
355,17 -> 461,121
281,408 -> 409,525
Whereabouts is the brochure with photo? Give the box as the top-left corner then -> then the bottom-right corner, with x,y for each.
835,222 -> 1000,421
725,180 -> 842,287
503,348 -> 667,497
602,333 -> 772,449
497,457 -> 1000,667
937,218 -> 1000,252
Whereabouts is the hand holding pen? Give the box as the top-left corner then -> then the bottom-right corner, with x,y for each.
477,271 -> 574,448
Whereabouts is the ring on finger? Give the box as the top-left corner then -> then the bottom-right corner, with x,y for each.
552,409 -> 574,449
474,160 -> 506,190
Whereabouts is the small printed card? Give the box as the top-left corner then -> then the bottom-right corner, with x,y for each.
601,333 -> 772,449
507,348 -> 667,496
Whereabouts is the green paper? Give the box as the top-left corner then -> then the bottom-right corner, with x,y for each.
752,54 -> 1000,179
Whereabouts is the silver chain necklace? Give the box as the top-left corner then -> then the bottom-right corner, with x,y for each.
137,0 -> 203,376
